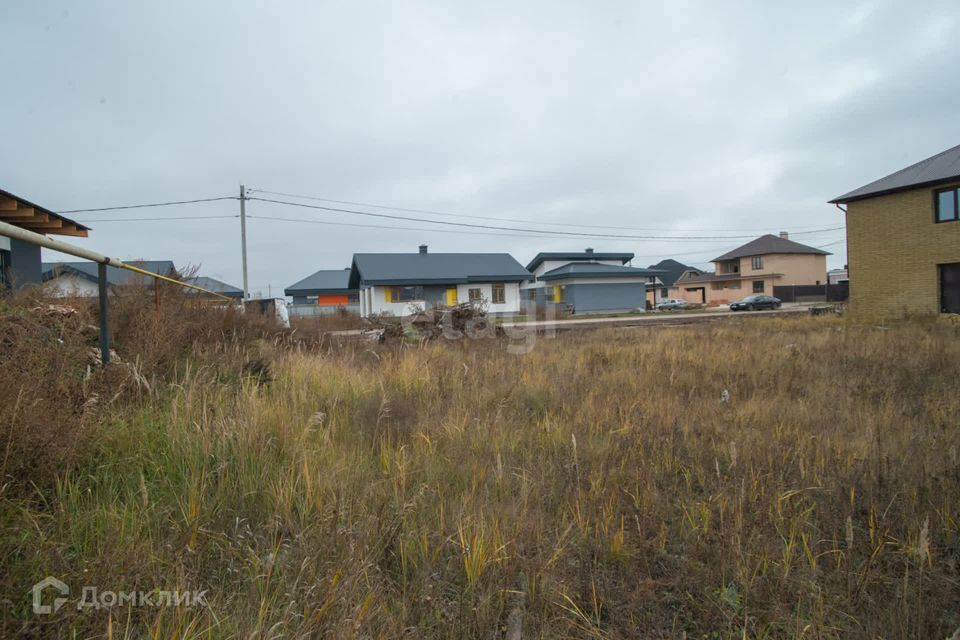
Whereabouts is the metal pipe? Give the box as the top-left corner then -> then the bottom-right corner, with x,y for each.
0,219 -> 232,300
98,262 -> 110,365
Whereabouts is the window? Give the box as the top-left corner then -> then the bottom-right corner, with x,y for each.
728,281 -> 741,290
468,287 -> 483,302
0,249 -> 10,289
941,263 -> 960,313
936,188 -> 959,223
384,286 -> 422,302
491,283 -> 505,304
752,280 -> 764,293
751,256 -> 763,270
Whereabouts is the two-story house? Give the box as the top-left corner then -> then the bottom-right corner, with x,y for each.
830,143 -> 960,318
679,233 -> 829,305
524,249 -> 666,313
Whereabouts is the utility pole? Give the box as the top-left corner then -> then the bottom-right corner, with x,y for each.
240,184 -> 249,299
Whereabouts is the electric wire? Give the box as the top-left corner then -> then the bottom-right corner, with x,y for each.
58,196 -> 237,214
248,188 -> 841,233
247,196 -> 844,241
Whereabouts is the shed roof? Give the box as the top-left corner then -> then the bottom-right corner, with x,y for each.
539,263 -> 664,282
349,252 -> 530,287
830,143 -> 960,204
42,260 -> 177,285
711,235 -> 829,262
285,269 -> 354,295
0,187 -> 90,237
526,251 -> 633,271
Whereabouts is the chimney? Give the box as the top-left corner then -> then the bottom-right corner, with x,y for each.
779,231 -> 789,239
585,247 -> 594,254
418,244 -> 428,254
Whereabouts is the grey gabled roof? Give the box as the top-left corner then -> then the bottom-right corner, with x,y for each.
526,251 -> 633,271
349,252 -> 530,287
284,269 -> 354,295
185,276 -> 244,298
830,143 -> 960,203
647,258 -> 697,287
41,260 -> 177,285
712,235 -> 829,262
539,262 -> 664,282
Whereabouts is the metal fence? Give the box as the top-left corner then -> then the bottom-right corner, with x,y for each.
773,283 -> 849,303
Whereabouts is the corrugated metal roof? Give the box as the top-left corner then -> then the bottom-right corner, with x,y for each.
284,269 -> 353,295
185,276 -> 244,298
526,251 -> 633,271
539,263 -> 664,281
830,143 -> 960,203
41,260 -> 177,285
712,235 -> 829,262
350,252 -> 530,287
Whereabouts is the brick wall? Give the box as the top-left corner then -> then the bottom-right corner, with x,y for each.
846,184 -> 960,319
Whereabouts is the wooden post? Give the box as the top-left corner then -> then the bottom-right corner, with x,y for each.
98,262 -> 110,365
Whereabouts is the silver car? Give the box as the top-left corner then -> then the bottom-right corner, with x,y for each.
656,298 -> 689,310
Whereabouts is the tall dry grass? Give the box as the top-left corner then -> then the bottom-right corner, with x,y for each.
2,312 -> 959,638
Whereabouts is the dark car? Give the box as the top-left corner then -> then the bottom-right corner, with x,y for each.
729,294 -> 781,311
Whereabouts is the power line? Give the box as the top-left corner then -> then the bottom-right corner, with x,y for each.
249,187 -> 840,233
58,196 -> 237,214
78,215 -> 238,222
247,196 -> 844,241
248,213 -> 791,244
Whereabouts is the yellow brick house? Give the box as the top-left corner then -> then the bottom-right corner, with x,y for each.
830,144 -> 960,319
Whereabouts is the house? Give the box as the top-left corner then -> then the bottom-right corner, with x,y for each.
185,276 -> 244,299
647,258 -> 709,304
0,188 -> 90,289
42,260 -> 177,297
524,249 -> 664,313
827,268 -> 849,285
678,233 -> 829,305
830,143 -> 960,317
284,268 -> 359,316
349,245 -> 530,318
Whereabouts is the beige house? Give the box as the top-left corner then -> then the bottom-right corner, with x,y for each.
647,259 -> 710,304
679,233 -> 828,305
830,143 -> 960,319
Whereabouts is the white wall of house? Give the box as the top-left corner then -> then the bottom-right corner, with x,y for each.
360,282 -> 521,317
42,274 -> 99,297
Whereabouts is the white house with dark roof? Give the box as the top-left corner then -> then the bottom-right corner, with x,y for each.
349,245 -> 530,317
41,260 -> 178,297
523,249 -> 666,313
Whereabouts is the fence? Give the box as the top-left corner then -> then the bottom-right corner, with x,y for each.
288,303 -> 360,317
773,283 -> 849,303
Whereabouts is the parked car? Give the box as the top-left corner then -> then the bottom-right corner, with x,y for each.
656,298 -> 689,310
730,295 -> 781,311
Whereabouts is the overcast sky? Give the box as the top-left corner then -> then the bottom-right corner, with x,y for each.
3,1 -> 959,295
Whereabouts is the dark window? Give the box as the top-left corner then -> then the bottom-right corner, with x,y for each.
0,249 -> 10,289
936,188 -> 959,223
387,286 -> 422,302
468,287 -> 483,302
941,263 -> 960,313
751,256 -> 763,270
752,280 -> 764,293
491,283 -> 505,304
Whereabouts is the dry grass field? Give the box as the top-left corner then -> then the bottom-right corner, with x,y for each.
2,296 -> 959,638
